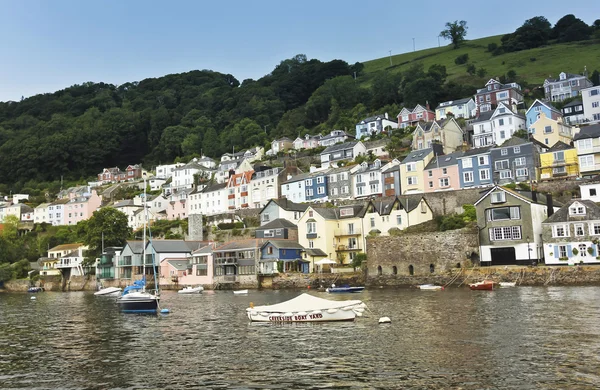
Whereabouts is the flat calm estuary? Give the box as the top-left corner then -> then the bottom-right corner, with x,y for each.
1,287 -> 600,389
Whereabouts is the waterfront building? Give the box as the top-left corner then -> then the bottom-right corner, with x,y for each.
213,239 -> 262,288
117,240 -> 144,279
176,245 -> 214,286
260,240 -> 306,274
574,124 -> 600,178
363,196 -> 433,236
255,218 -> 298,240
475,186 -> 558,266
542,199 -> 600,265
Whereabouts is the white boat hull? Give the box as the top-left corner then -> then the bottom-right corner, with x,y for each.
418,284 -> 443,290
94,287 -> 122,296
178,286 -> 204,294
233,289 -> 248,295
247,309 -> 357,322
499,282 -> 516,288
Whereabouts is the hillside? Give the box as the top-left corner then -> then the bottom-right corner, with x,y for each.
361,35 -> 600,87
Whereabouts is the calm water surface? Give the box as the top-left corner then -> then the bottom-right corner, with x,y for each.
1,287 -> 600,389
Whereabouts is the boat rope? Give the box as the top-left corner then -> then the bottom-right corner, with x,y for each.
443,268 -> 463,288
457,266 -> 476,287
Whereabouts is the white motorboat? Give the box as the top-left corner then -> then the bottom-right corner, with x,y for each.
499,282 -> 516,288
233,289 -> 248,295
178,286 -> 204,294
417,284 -> 444,290
247,293 -> 365,322
94,287 -> 122,296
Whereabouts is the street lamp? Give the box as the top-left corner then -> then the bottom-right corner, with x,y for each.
527,235 -> 534,266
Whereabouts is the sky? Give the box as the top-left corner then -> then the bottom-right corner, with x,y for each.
0,0 -> 598,102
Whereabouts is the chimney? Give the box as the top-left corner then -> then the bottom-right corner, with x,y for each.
531,191 -> 537,203
426,101 -> 430,110
228,169 -> 235,178
385,112 -> 389,119
546,193 -> 554,217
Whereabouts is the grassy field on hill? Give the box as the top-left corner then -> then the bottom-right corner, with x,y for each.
361,35 -> 600,88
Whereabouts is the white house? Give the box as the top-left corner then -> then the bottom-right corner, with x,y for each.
149,177 -> 166,192
471,102 -> 526,147
293,134 -> 321,150
188,183 -> 228,216
259,198 -> 308,226
250,167 -> 287,209
34,203 -> 50,224
280,174 -> 308,203
351,160 -> 385,199
320,141 -> 366,168
155,163 -> 185,180
355,113 -> 398,139
48,199 -> 68,226
318,130 -> 351,147
582,85 -> 600,123
172,162 -> 214,191
435,97 -> 476,120
580,178 -> 600,203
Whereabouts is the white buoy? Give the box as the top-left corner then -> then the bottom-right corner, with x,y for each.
378,316 -> 391,324
160,308 -> 170,314
30,296 -> 36,300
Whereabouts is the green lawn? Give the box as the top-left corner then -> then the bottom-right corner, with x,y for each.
361,35 -> 599,87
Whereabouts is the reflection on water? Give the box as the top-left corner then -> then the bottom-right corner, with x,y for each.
2,287 -> 600,389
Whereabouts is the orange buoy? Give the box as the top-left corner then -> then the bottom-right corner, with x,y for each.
250,302 -> 254,308
307,285 -> 311,289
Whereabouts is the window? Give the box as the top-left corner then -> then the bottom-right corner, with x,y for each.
357,187 -> 364,196
442,168 -> 447,175
516,168 -> 528,177
553,151 -> 565,161
329,175 -> 337,183
267,246 -> 274,255
308,240 -> 314,249
500,170 -> 512,179
579,155 -> 594,168
396,215 -> 402,225
317,187 -> 325,195
491,191 -> 506,203
480,169 -> 490,181
306,189 -> 313,197
342,186 -> 349,194
590,188 -> 597,197
501,148 -> 508,156
478,155 -> 488,165
497,91 -> 508,100
428,181 -> 433,188
406,163 -> 416,172
489,226 -> 522,240
439,178 -> 449,187
513,146 -> 520,154
331,188 -> 338,196
356,174 -> 363,183
544,126 -> 552,134
428,170 -> 433,177
463,171 -> 474,183
590,89 -> 599,97
307,222 -> 317,234
580,244 -> 587,257
570,206 -> 585,215
578,139 -> 592,150
317,176 -> 324,184
487,206 -> 520,221
500,130 -> 506,139
593,102 -> 600,108
495,160 -> 509,170
514,157 -> 526,166
305,179 -> 313,186
462,158 -> 473,168
575,224 -> 585,236
499,119 -> 504,126
552,224 -> 569,237
558,245 -> 567,258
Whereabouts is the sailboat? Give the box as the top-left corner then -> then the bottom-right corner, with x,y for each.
116,174 -> 160,313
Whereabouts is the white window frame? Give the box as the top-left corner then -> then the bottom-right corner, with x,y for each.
479,169 -> 490,181
463,171 -> 474,183
575,224 -> 585,236
552,224 -> 569,238
462,158 -> 473,168
407,176 -> 418,185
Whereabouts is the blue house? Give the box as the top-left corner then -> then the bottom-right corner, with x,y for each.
458,146 -> 494,189
260,240 -> 307,274
525,99 -> 562,127
305,171 -> 329,202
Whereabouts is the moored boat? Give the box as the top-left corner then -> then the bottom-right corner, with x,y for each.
27,287 -> 44,293
417,284 -> 444,291
325,285 -> 365,293
233,289 -> 248,295
94,287 -> 122,296
499,282 -> 516,288
469,280 -> 496,291
178,286 -> 204,294
247,293 -> 365,322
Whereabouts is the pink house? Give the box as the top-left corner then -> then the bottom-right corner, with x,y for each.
178,245 -> 214,286
64,190 -> 102,226
423,152 -> 462,192
397,104 -> 436,129
126,164 -> 143,181
97,167 -> 125,184
168,188 -> 193,220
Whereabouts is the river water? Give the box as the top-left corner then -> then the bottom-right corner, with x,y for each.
1,287 -> 600,389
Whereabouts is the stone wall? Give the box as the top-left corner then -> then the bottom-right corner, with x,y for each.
2,279 -> 32,292
420,188 -> 487,216
38,275 -> 63,291
365,227 -> 480,286
259,271 -> 365,289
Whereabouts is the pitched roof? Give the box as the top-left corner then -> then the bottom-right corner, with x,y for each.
202,182 -> 227,193
548,141 -> 573,151
167,259 -> 189,271
461,145 -> 494,157
262,240 -> 305,250
311,204 -> 367,220
125,240 -> 144,254
526,99 -> 561,116
401,148 -> 433,163
257,218 -> 298,230
359,113 -> 393,123
475,185 -> 561,207
266,198 -> 309,212
214,239 -> 263,251
48,243 -> 84,252
192,245 -> 214,255
574,124 -> 600,141
436,97 -> 473,108
543,199 -> 600,223
305,248 -> 327,256
150,240 -> 207,253
563,99 -> 583,108
471,111 -> 494,123
321,141 -> 360,154
424,151 -> 463,170
496,136 -> 530,147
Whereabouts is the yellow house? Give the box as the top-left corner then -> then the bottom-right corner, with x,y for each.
41,243 -> 86,276
529,112 -> 574,147
400,145 -> 441,194
539,142 -> 579,181
363,196 -> 434,236
298,205 -> 367,270
40,258 -> 61,276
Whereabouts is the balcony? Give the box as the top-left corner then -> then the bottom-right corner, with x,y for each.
336,244 -> 361,251
215,257 -> 238,265
118,259 -> 133,267
334,228 -> 362,236
580,163 -> 600,173
306,233 -> 318,239
56,259 -> 83,268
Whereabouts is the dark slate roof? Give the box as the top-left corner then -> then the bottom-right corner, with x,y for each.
257,218 -> 298,230
563,99 -> 583,108
424,151 -> 463,170
402,148 -> 432,163
167,259 -> 189,271
322,141 -> 359,154
320,130 -> 350,141
312,204 -> 367,220
114,200 -> 141,208
548,141 -> 573,151
574,124 -> 600,141
125,241 -> 144,254
150,240 -> 207,253
478,186 -> 563,207
529,137 -> 550,152
471,111 -> 494,123
461,145 -> 494,157
398,196 -> 426,213
262,240 -> 305,250
382,164 -> 400,174
496,136 -> 530,147
359,113 -> 393,123
437,97 -> 473,108
214,239 -> 263,252
543,200 -> 600,223
305,248 -> 327,256
416,120 -> 444,132
545,73 -> 587,82
269,198 -> 309,212
202,182 -> 227,193
192,245 -> 214,255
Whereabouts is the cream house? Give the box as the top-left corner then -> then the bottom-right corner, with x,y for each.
363,196 -> 434,236
529,112 -> 574,147
400,145 -> 442,194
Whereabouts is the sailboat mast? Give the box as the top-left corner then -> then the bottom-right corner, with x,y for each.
142,173 -> 147,285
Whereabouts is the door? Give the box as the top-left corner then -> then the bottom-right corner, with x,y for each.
490,247 -> 516,266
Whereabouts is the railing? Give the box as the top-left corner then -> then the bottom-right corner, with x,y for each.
334,228 -> 362,236
580,163 -> 600,173
118,259 -> 133,266
55,259 -> 83,268
336,244 -> 361,251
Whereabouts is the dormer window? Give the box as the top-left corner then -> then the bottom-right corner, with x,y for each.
491,191 -> 506,204
569,205 -> 585,215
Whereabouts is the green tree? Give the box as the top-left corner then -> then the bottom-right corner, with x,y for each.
83,207 -> 131,261
440,20 -> 468,49
466,64 -> 476,76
